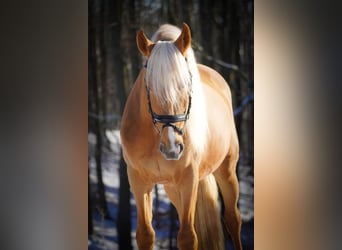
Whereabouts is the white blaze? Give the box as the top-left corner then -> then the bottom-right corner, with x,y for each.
167,127 -> 177,152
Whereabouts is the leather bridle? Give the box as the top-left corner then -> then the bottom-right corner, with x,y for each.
144,59 -> 192,135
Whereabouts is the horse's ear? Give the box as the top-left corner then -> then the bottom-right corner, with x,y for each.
136,30 -> 154,57
175,23 -> 191,55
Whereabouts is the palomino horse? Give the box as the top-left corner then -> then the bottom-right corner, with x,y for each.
121,23 -> 242,250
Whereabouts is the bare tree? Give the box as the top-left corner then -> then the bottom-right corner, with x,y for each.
89,0 -> 111,220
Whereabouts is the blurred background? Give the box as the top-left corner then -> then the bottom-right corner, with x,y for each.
3,1 -> 340,250
88,0 -> 253,249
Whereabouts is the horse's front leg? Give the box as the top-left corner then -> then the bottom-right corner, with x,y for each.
127,166 -> 155,250
176,167 -> 199,250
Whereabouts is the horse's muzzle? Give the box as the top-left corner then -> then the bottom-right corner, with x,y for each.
159,143 -> 184,160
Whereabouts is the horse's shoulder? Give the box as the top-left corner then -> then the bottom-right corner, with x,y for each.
121,70 -> 145,142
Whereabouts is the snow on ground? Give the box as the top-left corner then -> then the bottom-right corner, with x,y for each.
89,130 -> 254,250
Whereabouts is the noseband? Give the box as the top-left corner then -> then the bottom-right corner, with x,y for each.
144,59 -> 192,136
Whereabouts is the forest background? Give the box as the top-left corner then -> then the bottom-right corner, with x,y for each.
88,0 -> 253,249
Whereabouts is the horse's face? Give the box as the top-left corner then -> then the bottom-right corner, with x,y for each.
149,93 -> 187,161
137,23 -> 192,161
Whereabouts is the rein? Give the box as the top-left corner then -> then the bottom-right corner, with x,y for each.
144,59 -> 192,135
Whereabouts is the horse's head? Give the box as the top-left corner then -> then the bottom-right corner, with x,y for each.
136,23 -> 192,160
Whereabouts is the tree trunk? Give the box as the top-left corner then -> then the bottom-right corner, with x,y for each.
121,0 -> 142,94
107,0 -> 126,127
89,0 -> 111,219
117,152 -> 133,250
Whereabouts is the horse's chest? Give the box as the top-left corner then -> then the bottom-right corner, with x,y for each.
131,153 -> 178,184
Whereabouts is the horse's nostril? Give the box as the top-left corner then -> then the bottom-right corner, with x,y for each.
178,143 -> 184,153
159,143 -> 165,153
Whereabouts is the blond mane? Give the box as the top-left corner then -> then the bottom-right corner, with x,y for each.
146,24 -> 208,157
